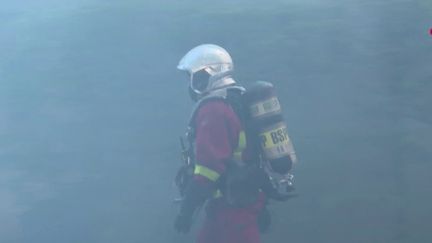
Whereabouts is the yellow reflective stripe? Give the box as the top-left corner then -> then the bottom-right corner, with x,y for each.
238,131 -> 247,150
194,164 -> 220,182
233,131 -> 247,162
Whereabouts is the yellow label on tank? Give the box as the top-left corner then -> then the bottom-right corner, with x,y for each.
249,97 -> 281,118
260,125 -> 290,149
259,123 -> 292,160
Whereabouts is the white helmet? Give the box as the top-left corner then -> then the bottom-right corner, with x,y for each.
177,44 -> 236,99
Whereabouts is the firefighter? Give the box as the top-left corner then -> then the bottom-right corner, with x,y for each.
174,44 -> 272,243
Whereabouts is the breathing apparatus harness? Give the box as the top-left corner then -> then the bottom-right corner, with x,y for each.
175,82 -> 297,203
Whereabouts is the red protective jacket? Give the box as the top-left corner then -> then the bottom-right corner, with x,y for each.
187,98 -> 265,243
194,99 -> 242,181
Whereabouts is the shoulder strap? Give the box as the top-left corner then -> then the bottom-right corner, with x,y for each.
188,86 -> 245,127
187,86 -> 248,147
225,86 -> 247,125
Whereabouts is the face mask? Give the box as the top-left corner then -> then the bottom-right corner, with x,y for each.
190,69 -> 210,94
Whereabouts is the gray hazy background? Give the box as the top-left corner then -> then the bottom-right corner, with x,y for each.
1,0 -> 431,242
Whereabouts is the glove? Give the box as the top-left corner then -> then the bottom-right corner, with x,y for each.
174,177 -> 214,233
174,212 -> 193,233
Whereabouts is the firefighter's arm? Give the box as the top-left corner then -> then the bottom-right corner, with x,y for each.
175,101 -> 235,233
193,101 -> 237,186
